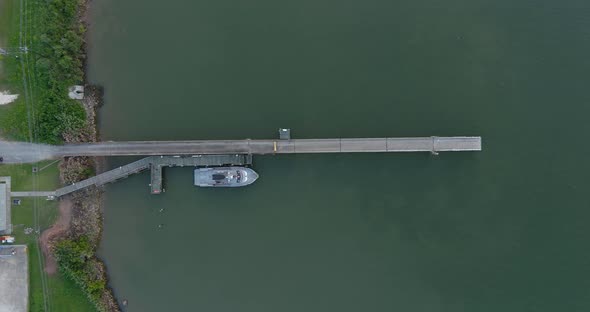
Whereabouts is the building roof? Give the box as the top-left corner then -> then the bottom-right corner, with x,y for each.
0,182 -> 6,232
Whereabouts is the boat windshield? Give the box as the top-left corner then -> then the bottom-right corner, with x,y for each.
212,173 -> 226,181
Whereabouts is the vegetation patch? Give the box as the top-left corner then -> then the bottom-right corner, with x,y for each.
0,0 -> 87,144
55,237 -> 112,311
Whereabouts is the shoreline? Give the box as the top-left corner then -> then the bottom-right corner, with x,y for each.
41,85 -> 121,311
0,0 -> 119,309
39,0 -> 121,310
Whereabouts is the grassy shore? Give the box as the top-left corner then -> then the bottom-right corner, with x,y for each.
1,0 -> 102,310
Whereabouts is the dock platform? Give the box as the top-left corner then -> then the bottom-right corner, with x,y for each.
149,154 -> 252,194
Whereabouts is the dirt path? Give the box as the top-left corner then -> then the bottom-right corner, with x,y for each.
40,198 -> 74,275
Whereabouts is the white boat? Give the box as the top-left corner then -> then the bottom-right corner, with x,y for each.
194,167 -> 258,187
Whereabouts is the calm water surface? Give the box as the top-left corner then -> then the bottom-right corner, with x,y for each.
87,1 -> 590,311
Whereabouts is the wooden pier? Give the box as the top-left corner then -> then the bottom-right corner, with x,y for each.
0,135 -> 482,164
55,136 -> 481,157
55,157 -> 152,197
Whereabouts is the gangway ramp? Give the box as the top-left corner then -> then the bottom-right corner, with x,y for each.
55,157 -> 152,197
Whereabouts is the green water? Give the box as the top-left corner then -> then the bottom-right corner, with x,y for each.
88,1 -> 590,311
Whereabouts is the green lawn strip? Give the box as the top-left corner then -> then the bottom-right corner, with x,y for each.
0,0 -> 19,84
0,0 -> 32,140
0,160 -> 59,190
0,0 -> 21,85
48,274 -> 98,312
0,0 -> 15,37
11,198 -> 53,312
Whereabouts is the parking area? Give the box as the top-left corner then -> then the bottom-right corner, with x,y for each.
0,245 -> 28,312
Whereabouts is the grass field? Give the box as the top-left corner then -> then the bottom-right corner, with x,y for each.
0,0 -> 32,140
0,0 -> 18,42
0,0 -> 19,85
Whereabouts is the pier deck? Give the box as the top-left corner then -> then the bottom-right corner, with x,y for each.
55,157 -> 152,197
56,137 -> 481,157
0,136 -> 482,164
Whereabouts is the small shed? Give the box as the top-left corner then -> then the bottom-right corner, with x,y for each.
278,128 -> 291,140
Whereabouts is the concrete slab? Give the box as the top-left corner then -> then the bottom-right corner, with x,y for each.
0,245 -> 28,312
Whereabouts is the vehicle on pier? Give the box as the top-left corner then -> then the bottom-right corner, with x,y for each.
194,167 -> 258,187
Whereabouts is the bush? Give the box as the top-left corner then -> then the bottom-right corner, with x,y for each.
34,0 -> 87,144
55,237 -> 109,311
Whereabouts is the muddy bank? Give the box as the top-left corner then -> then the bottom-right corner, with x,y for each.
40,198 -> 74,275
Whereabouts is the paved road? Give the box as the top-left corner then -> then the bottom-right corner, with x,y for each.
0,141 -> 57,164
0,137 -> 481,164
